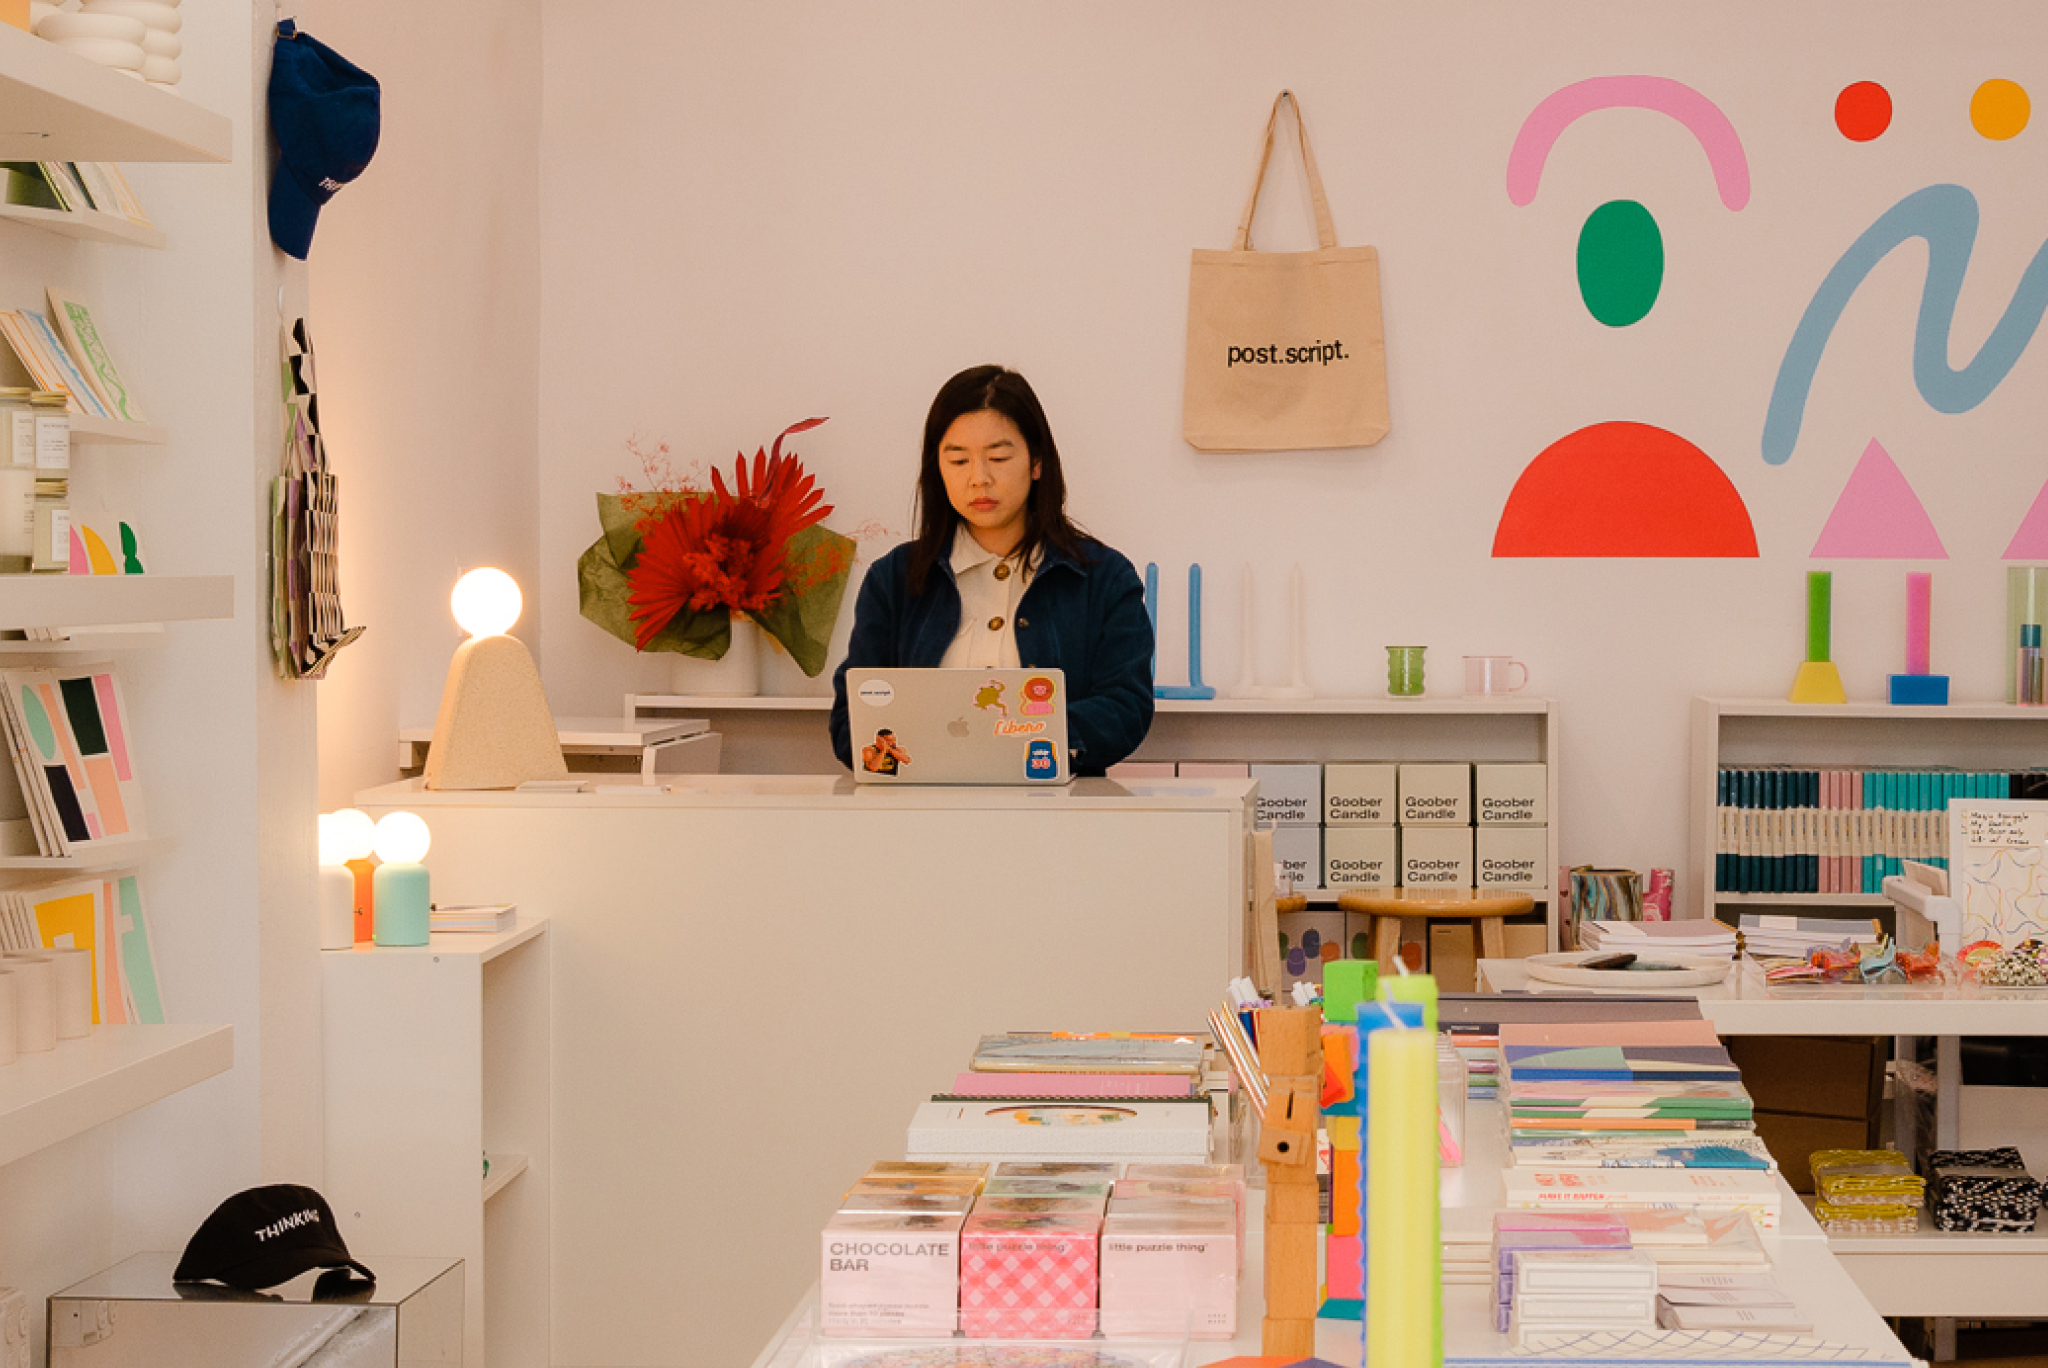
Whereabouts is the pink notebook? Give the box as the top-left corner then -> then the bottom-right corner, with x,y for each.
947,1072 -> 1193,1098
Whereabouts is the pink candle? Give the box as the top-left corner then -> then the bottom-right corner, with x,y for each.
1906,573 -> 1932,676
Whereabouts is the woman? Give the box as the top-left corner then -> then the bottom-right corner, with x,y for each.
830,366 -> 1154,776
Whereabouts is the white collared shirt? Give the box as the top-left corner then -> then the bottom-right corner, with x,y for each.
939,525 -> 1033,669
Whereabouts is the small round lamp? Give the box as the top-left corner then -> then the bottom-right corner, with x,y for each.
371,811 -> 432,947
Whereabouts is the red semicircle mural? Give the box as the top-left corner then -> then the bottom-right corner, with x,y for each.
1493,420 -> 1759,557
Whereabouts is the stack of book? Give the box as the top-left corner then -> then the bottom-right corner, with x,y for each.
1656,1268 -> 1811,1331
1446,1025 -> 1500,1100
1578,918 -> 1736,958
427,903 -> 516,934
1712,764 -> 2047,893
1735,913 -> 1881,960
1498,1020 -> 1782,1226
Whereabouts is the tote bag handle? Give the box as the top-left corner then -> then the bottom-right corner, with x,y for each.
1234,89 -> 1339,252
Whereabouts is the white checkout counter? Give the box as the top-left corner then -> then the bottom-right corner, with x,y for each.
353,775 -> 1257,1368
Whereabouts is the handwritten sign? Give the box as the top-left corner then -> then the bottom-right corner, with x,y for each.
1959,808 -> 2048,849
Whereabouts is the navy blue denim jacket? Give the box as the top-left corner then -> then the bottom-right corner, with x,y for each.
830,537 -> 1156,775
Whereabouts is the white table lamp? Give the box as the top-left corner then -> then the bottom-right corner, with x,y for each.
316,812 -> 363,950
425,568 -> 569,790
372,811 -> 432,946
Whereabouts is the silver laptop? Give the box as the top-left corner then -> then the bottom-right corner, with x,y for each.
847,667 -> 1071,785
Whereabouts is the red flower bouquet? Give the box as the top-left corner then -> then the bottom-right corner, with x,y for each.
578,418 -> 855,675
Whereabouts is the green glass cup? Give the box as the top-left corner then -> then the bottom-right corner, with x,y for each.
1387,645 -> 1427,697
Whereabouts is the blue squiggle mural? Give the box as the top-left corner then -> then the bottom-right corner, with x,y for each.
1763,184 -> 2048,465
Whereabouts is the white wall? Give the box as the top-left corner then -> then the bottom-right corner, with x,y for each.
299,0 -> 545,809
532,0 -> 2048,883
0,3 -> 321,1357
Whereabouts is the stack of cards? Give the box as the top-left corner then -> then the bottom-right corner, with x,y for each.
1506,1247 -> 1660,1347
1656,1269 -> 1811,1331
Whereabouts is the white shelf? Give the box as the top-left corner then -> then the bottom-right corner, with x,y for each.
628,693 -> 1555,716
0,627 -> 163,659
1701,696 -> 2048,721
0,834 -> 171,873
1805,1196 -> 2048,1255
322,914 -> 549,964
632,693 -> 829,712
1716,892 -> 1890,907
69,413 -> 166,445
0,27 -> 230,162
482,1151 -> 529,1203
1156,694 -> 1554,715
0,1023 -> 232,1168
0,201 -> 163,247
0,573 -> 231,630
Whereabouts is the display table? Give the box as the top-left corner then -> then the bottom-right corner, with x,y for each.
1477,956 -> 2048,1330
748,1100 -> 1915,1368
354,775 -> 1256,1368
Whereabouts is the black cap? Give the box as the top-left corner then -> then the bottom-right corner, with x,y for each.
174,1185 -> 375,1292
267,20 -> 380,260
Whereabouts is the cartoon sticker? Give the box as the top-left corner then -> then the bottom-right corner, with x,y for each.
1021,675 -> 1057,716
972,677 -> 1008,718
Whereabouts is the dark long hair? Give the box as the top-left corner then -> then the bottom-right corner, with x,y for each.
907,366 -> 1089,594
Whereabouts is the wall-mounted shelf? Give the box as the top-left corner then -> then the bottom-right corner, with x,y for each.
626,692 -> 1555,717
0,834 -> 171,874
0,573 -> 231,631
0,200 -> 163,248
0,1023 -> 232,1168
482,1151 -> 528,1202
631,693 -> 829,712
70,414 -> 167,446
0,27 -> 230,162
0,627 -> 163,660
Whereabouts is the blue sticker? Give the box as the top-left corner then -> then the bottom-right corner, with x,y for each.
1025,738 -> 1059,779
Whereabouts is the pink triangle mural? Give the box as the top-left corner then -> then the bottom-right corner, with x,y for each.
2004,478 -> 2048,558
1810,439 -> 1947,559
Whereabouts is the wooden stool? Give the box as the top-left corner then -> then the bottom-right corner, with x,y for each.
1335,888 -> 1535,971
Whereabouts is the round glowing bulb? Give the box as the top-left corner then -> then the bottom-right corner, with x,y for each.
326,808 -> 376,863
372,811 -> 432,865
450,568 -> 522,638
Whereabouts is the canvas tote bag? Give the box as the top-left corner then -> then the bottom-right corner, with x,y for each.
1183,90 -> 1390,451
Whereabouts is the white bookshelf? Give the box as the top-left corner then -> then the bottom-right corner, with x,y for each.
0,574 -> 231,630
0,26 -> 230,163
1688,696 -> 2048,918
0,201 -> 164,248
0,1023 -> 232,1168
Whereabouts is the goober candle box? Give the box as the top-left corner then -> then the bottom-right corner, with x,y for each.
1477,764 -> 1547,826
1250,762 -> 1320,828
1100,1209 -> 1238,1339
1325,827 -> 1398,889
1272,825 -> 1320,889
1402,826 -> 1473,887
821,1210 -> 964,1337
960,1211 -> 1101,1339
1477,827 -> 1547,891
1324,763 -> 1397,825
1400,763 -> 1471,825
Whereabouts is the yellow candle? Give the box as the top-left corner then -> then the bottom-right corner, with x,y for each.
1366,1027 -> 1441,1368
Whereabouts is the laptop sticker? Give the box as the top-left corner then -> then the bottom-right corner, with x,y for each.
1021,675 -> 1057,715
1026,738 -> 1059,780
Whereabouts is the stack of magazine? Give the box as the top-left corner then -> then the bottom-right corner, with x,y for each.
0,663 -> 149,857
0,870 -> 163,1024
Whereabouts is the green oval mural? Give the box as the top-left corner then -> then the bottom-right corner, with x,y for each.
1577,199 -> 1663,327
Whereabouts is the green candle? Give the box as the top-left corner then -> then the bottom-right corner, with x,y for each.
1365,1027 -> 1439,1368
1324,959 -> 1378,1026
1806,571 -> 1832,664
1377,971 -> 1438,1033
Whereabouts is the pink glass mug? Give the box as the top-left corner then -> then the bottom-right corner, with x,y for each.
1462,655 -> 1529,696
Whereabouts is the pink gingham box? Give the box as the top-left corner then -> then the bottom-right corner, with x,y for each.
959,1211 -> 1101,1340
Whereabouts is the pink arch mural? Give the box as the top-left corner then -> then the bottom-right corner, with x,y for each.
1507,75 -> 1751,209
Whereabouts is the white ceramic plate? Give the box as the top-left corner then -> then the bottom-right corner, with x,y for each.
1524,951 -> 1735,989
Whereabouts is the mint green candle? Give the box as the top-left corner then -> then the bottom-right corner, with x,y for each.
1806,571 -> 1832,663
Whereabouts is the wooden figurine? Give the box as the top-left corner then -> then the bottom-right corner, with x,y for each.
1257,1006 -> 1323,1358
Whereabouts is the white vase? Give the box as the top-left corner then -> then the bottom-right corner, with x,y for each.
669,614 -> 760,697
